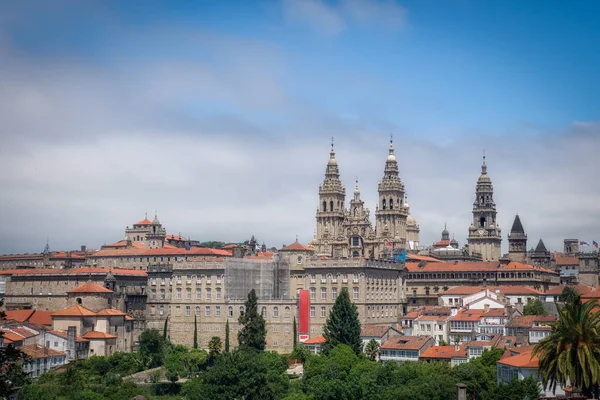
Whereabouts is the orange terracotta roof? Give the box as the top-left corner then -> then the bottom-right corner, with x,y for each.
82,331 -> 117,339
20,344 -> 65,359
434,240 -> 451,247
166,234 -> 187,241
143,247 -> 232,257
416,314 -> 451,322
1,332 -> 25,343
555,256 -> 579,265
52,304 -> 96,317
303,335 -> 325,345
135,218 -> 152,225
67,282 -> 113,294
47,330 -> 89,343
402,311 -> 420,319
163,243 -> 177,249
222,244 -> 238,249
451,310 -> 485,321
95,308 -> 127,316
406,261 -> 501,272
545,284 -> 591,296
3,310 -> 35,323
443,285 -> 542,296
380,335 -> 433,351
497,351 -> 539,368
280,241 -> 313,252
420,344 -> 467,359
405,254 -> 443,263
124,315 -> 134,321
0,267 -> 147,277
28,311 -> 53,326
500,262 -> 557,275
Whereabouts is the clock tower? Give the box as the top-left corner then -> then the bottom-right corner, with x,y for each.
467,155 -> 502,261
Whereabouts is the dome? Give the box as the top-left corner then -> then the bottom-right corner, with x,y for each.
450,237 -> 459,248
407,215 -> 416,226
387,153 -> 396,162
478,173 -> 491,183
328,156 -> 337,166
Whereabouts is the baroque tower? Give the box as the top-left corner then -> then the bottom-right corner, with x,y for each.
375,138 -> 409,256
508,214 -> 527,263
315,140 -> 346,257
467,155 -> 502,261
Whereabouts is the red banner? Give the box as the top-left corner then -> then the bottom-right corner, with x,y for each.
298,289 -> 309,334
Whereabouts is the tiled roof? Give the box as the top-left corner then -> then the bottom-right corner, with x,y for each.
82,331 -> 117,339
279,241 -> 313,252
95,308 -> 127,316
1,332 -> 25,343
222,244 -> 238,249
582,288 -> 600,300
124,315 -> 134,321
52,304 -> 97,317
545,285 -> 591,296
506,315 -> 557,328
3,310 -> 35,323
416,314 -> 451,322
402,311 -> 419,319
380,335 -> 432,351
28,311 -> 53,326
497,351 -> 539,368
451,310 -> 485,321
67,282 -> 113,294
135,218 -> 152,225
534,239 -> 548,253
47,330 -> 89,343
0,267 -> 147,277
406,254 -> 443,262
420,344 -> 467,359
406,261 -> 501,272
442,285 -> 542,296
554,256 -> 579,265
360,325 -> 399,337
20,344 -> 65,359
303,335 -> 325,345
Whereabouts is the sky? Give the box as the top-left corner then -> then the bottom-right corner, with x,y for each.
0,0 -> 599,255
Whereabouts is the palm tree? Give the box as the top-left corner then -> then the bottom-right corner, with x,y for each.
364,339 -> 380,361
533,293 -> 600,397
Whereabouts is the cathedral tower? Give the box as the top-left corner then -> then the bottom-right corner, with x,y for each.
467,155 -> 502,261
508,214 -> 527,263
315,140 -> 346,257
375,138 -> 409,257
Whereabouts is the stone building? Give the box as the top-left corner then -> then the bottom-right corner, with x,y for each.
507,215 -> 527,263
467,156 -> 502,261
312,139 -> 420,259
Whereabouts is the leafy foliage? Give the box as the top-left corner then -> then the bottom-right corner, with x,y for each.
534,293 -> 600,397
322,287 -> 362,355
139,328 -> 169,368
523,298 -> 548,316
364,339 -> 380,361
238,289 -> 267,352
224,319 -> 230,352
208,336 -> 223,359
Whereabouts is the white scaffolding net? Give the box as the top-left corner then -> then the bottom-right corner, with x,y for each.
224,256 -> 290,300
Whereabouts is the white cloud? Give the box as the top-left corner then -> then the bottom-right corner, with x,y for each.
281,0 -> 406,35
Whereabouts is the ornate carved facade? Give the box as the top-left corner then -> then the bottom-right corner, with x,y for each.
313,139 -> 420,259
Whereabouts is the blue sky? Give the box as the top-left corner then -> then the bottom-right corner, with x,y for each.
0,0 -> 599,254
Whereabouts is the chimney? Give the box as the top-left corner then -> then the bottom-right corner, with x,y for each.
456,383 -> 467,400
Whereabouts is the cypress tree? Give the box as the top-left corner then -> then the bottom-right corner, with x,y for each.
237,289 -> 266,351
322,287 -> 362,355
293,316 -> 297,348
193,314 -> 198,349
225,319 -> 230,352
163,316 -> 169,340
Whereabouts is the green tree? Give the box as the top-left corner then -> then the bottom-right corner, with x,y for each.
322,287 -> 362,355
208,336 -> 223,359
523,298 -> 548,316
534,293 -> 600,397
165,345 -> 188,382
225,320 -> 230,352
139,328 -> 168,368
364,339 -> 379,361
182,348 -> 209,377
293,315 -> 298,348
163,315 -> 169,340
193,314 -> 198,349
238,289 -> 266,352
559,286 -> 581,303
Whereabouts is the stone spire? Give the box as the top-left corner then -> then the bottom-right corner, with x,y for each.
508,214 -> 527,262
353,178 -> 360,201
320,137 -> 344,194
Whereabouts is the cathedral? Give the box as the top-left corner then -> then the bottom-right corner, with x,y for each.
311,139 -> 420,259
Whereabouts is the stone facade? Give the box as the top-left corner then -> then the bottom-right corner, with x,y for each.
507,215 -> 527,263
467,156 -> 502,261
313,139 -> 420,259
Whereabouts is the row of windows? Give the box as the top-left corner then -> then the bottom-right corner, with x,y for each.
150,275 -> 222,286
410,271 -> 538,280
309,273 -> 358,283
309,287 -> 359,300
151,287 -> 222,300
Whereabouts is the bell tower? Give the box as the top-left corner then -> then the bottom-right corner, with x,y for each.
508,214 -> 527,262
375,137 -> 408,258
467,155 -> 502,261
315,139 -> 346,257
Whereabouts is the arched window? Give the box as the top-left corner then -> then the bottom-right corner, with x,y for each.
330,200 -> 334,211
239,306 -> 245,316
76,298 -> 82,305
481,195 -> 485,204
389,198 -> 394,209
284,306 -> 290,318
195,306 -> 200,316
479,216 -> 486,227
323,201 -> 326,211
273,306 -> 279,318
382,199 -> 387,210
228,306 -> 233,317
261,306 -> 267,317
353,251 -> 359,257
